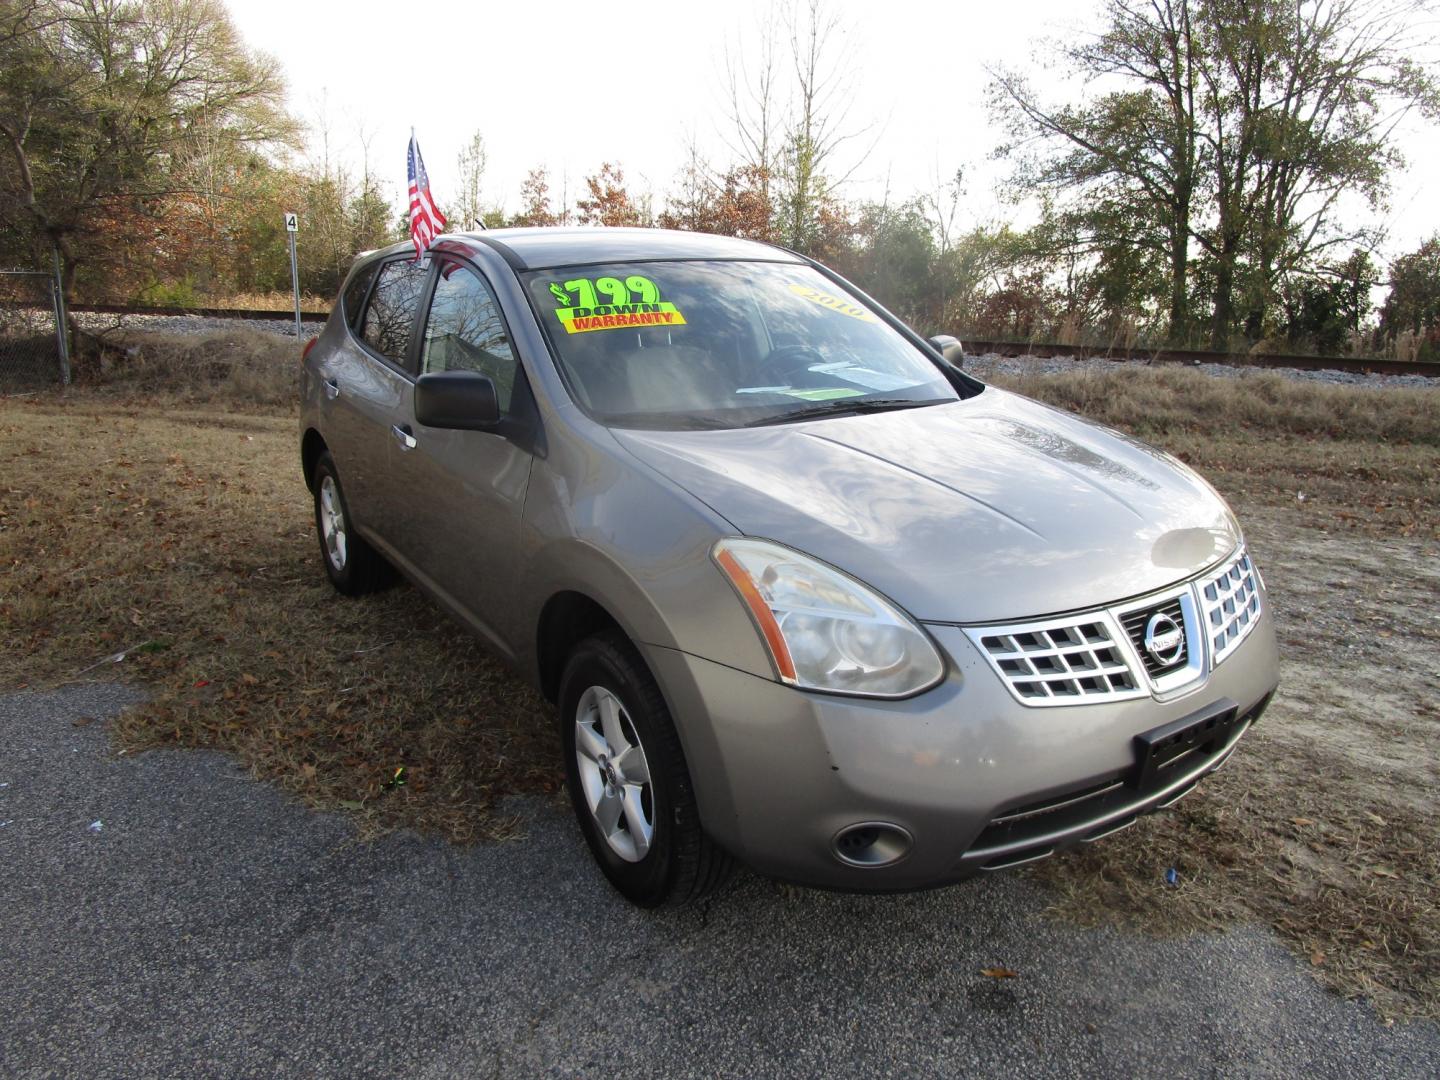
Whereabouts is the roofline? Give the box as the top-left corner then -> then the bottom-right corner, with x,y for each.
358,228 -> 805,273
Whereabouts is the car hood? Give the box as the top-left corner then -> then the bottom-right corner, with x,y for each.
613,388 -> 1239,623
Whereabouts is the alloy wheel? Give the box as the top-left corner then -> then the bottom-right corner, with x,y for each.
319,475 -> 348,572
574,686 -> 655,862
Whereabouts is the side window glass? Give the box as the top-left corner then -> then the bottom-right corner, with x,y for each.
342,260 -> 379,328
361,259 -> 428,367
420,259 -> 517,411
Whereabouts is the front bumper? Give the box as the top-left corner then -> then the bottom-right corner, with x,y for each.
644,603 -> 1279,892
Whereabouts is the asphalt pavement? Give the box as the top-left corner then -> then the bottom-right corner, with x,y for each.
3,684 -> 1437,1079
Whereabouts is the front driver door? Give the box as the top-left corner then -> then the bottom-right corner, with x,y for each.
385,254 -> 536,658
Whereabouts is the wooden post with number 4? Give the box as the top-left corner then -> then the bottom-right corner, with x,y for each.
285,211 -> 302,341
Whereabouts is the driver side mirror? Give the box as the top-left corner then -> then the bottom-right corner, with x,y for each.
415,370 -> 500,430
927,335 -> 965,369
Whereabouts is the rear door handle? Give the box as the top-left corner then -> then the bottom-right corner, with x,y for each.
323,378 -> 340,400
391,424 -> 417,451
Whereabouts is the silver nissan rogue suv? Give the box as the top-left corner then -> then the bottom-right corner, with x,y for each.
300,227 -> 1280,906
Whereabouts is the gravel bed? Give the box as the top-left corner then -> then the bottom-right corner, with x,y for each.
72,310 -> 318,339
964,352 -> 1439,389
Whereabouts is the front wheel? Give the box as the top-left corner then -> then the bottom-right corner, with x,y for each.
559,631 -> 734,906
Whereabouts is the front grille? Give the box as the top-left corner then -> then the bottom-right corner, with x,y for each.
975,617 -> 1142,706
961,543 -> 1262,707
1119,597 -> 1189,677
1199,550 -> 1261,665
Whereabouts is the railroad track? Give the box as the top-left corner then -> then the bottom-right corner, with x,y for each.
62,304 -> 1439,378
962,339 -> 1440,378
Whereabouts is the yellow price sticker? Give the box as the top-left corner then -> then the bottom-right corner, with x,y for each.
555,303 -> 687,334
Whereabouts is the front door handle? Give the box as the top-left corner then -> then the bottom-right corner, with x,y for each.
323,378 -> 340,400
391,424 -> 417,451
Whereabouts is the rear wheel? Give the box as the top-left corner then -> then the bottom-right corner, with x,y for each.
312,451 -> 392,595
559,631 -> 734,906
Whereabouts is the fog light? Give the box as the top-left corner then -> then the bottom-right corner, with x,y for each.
831,822 -> 913,867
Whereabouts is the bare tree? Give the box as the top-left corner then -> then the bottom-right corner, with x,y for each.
456,131 -> 488,230
776,0 -> 871,252
720,0 -> 871,254
662,135 -> 719,233
723,0 -> 784,210
920,167 -> 966,261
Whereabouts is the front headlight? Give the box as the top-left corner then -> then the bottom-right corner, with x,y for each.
712,538 -> 945,698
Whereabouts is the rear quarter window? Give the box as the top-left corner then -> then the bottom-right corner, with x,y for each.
341,261 -> 380,328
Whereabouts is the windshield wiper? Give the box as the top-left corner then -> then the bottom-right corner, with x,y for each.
742,397 -> 946,427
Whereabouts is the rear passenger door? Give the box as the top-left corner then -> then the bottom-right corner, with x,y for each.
385,255 -> 536,656
329,256 -> 428,544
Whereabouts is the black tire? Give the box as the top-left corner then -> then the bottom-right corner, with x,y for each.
311,451 -> 392,596
559,631 -> 734,907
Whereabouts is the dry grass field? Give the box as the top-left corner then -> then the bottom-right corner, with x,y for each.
130,289 -> 331,314
2,345 -> 1436,1019
65,327 -> 301,407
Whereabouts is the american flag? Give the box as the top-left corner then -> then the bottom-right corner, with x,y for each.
407,132 -> 446,259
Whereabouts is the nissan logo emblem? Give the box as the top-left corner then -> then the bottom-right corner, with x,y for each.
1144,613 -> 1185,665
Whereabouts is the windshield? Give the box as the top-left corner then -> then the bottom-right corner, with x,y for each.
522,260 -> 959,429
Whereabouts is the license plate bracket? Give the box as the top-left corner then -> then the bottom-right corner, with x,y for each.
1133,698 -> 1240,789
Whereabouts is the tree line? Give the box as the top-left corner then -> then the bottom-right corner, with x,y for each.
3,0 -> 1438,360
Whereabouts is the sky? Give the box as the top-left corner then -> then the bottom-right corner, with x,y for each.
225,0 -> 1439,265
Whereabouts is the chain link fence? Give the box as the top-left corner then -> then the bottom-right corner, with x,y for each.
1,270 -> 69,389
